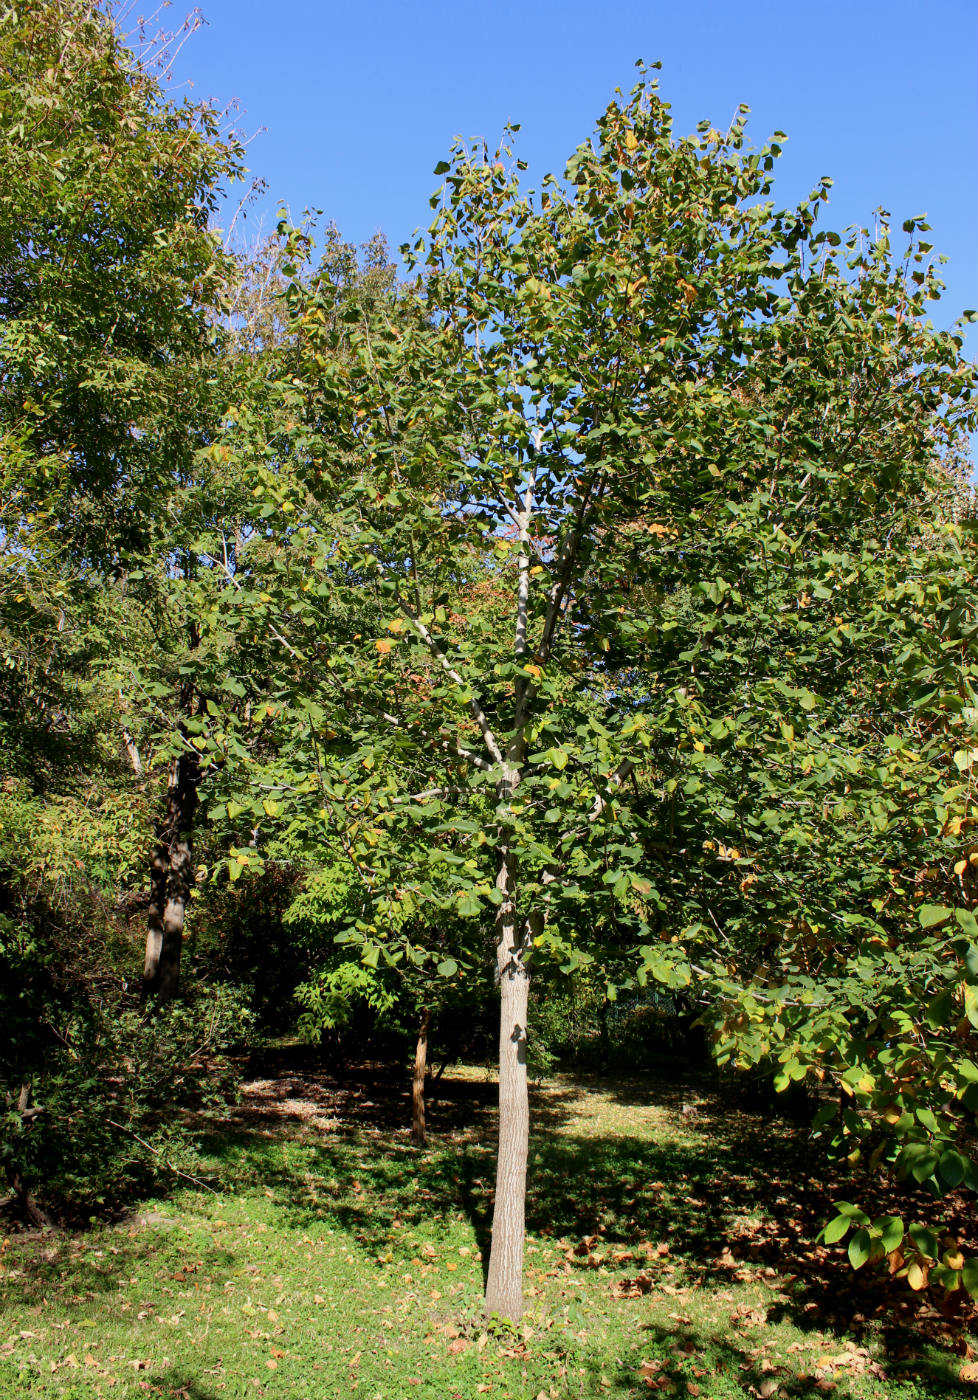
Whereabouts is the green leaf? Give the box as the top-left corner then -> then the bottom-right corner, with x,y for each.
877,1216 -> 904,1253
919,904 -> 952,929
962,1259 -> 978,1297
848,1227 -> 872,1269
925,990 -> 953,1030
938,1150 -> 970,1190
908,1224 -> 940,1260
915,1106 -> 940,1133
823,1214 -> 851,1245
955,909 -> 978,940
898,1143 -> 940,1184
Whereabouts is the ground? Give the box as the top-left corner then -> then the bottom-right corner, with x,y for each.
1,1055 -> 975,1398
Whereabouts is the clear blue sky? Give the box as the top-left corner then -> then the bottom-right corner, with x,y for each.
170,0 -> 976,342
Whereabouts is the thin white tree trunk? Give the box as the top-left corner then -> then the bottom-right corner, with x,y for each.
485,847 -> 530,1320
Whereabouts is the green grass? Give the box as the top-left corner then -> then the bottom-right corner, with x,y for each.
1,1063 -> 975,1398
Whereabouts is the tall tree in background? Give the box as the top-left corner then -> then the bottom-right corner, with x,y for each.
0,0 -> 243,1191
3,0 -> 245,1003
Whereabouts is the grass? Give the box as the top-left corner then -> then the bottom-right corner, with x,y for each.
1,1058 -> 976,1399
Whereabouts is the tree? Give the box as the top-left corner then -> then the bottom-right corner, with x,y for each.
709,483 -> 978,1295
0,0 -> 245,1008
217,67 -> 974,1319
0,0 -> 257,1212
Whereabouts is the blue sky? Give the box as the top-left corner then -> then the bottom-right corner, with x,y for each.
169,0 -> 976,342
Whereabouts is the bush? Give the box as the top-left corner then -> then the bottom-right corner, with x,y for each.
2,982 -> 254,1221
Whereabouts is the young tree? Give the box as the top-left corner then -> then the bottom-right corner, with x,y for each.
223,69 -> 973,1318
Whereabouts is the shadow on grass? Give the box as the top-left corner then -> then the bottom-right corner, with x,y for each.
145,1378 -> 224,1400
198,1057 -> 978,1367
589,1319 -> 973,1399
9,1055 -> 975,1387
6,1227 -> 239,1311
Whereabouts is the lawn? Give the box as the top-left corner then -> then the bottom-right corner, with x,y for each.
1,1058 -> 975,1399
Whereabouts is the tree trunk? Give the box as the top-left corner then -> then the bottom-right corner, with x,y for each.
143,747 -> 199,1004
5,1084 -> 54,1228
411,1006 -> 430,1146
484,846 -> 530,1321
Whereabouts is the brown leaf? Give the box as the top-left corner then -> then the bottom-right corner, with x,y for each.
614,1272 -> 654,1298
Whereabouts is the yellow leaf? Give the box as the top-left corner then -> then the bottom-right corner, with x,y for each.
375,639 -> 392,655
956,860 -> 969,876
624,129 -> 639,152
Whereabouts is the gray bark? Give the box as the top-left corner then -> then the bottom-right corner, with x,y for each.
143,747 -> 198,1004
411,1006 -> 430,1146
484,845 -> 530,1321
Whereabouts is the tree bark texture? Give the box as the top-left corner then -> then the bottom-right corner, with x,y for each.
143,747 -> 199,1004
411,1006 -> 430,1146
484,847 -> 530,1321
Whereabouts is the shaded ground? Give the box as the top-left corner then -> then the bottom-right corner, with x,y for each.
1,1053 -> 976,1398
227,1054 -> 978,1347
